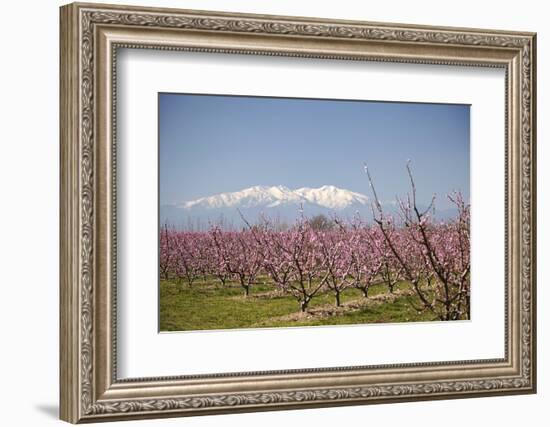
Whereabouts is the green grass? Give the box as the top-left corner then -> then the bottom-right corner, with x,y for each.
159,276 -> 439,332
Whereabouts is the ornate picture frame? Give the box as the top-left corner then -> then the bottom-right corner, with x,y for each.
60,2 -> 536,423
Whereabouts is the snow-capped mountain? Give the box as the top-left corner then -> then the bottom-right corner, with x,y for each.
161,185 -> 461,229
294,185 -> 369,209
161,185 -> 371,229
181,185 -> 369,211
181,185 -> 304,210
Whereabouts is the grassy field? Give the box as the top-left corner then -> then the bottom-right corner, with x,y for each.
159,276 -> 438,331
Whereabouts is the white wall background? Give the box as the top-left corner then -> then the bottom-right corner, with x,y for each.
0,0 -> 545,425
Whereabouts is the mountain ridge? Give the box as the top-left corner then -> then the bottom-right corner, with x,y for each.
180,185 -> 370,211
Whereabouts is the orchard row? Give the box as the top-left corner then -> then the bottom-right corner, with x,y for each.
160,193 -> 469,320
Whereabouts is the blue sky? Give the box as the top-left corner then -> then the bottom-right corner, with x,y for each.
159,93 -> 469,209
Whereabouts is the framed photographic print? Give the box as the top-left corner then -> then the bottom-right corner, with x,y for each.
60,2 -> 537,423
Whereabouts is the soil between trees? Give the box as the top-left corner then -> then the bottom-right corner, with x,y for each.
159,276 -> 440,331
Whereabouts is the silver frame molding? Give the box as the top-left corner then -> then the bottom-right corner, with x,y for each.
60,2 -> 537,423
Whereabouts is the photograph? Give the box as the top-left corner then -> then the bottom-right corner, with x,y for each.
159,93 -> 471,332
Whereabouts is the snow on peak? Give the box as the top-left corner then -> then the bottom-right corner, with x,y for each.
295,185 -> 370,209
180,185 -> 369,210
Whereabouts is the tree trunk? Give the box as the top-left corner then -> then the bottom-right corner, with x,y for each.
334,291 -> 341,307
361,287 -> 369,299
